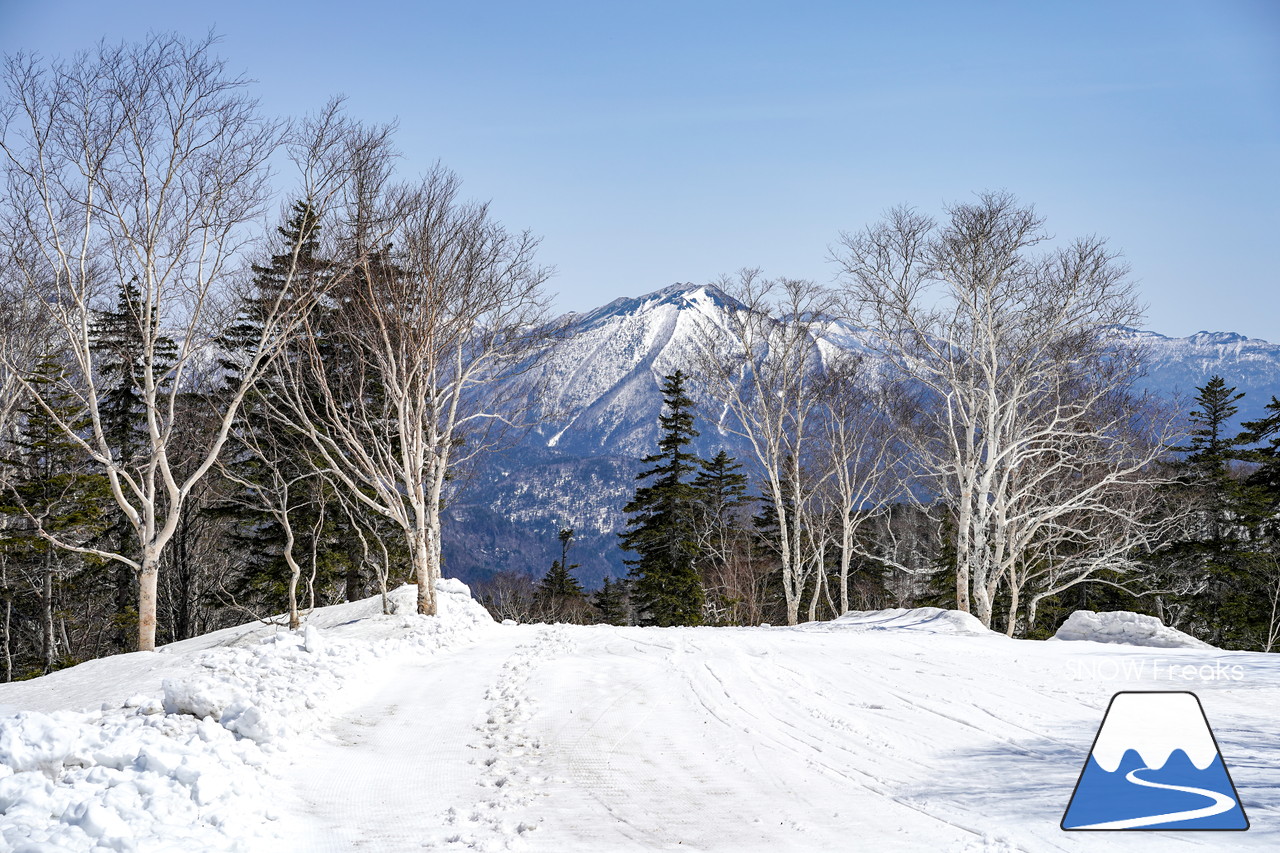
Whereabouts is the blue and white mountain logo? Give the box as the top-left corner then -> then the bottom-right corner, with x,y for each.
1061,691 -> 1248,830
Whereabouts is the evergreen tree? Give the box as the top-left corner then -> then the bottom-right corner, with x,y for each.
87,277 -> 178,650
536,559 -> 583,600
593,576 -> 632,626
537,528 -> 585,599
1164,378 -> 1252,644
0,357 -> 109,674
620,371 -> 705,626
1240,395 -> 1280,533
1179,376 -> 1247,542
918,508 -> 959,610
90,277 -> 179,467
692,450 -> 751,623
210,201 -> 377,614
534,528 -> 595,623
217,199 -> 323,378
1132,377 -> 1280,648
210,203 -> 318,613
1231,395 -> 1280,649
693,451 -> 750,529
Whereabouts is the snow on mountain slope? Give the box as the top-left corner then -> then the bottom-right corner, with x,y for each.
5,591 -> 1280,851
523,283 -> 747,458
1117,327 -> 1280,424
444,284 -> 1280,587
520,287 -> 1280,468
443,283 -> 770,584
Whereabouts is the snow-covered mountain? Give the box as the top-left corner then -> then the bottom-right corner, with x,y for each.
443,284 -> 1280,587
444,284 -> 748,586
518,283 -> 743,458
1117,327 -> 1280,424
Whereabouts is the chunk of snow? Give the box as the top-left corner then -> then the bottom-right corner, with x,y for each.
161,674 -> 250,722
1052,609 -> 1213,649
0,578 -> 495,851
303,623 -> 324,653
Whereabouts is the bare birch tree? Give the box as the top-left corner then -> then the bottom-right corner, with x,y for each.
1004,393 -> 1185,633
272,163 -> 552,617
813,353 -> 910,614
833,192 -> 1179,629
1264,557 -> 1280,654
0,36 -> 359,650
213,410 -> 328,631
692,272 -> 837,625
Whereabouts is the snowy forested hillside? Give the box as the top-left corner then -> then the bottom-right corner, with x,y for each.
2,582 -> 1277,850
1119,328 -> 1280,423
444,284 -> 1280,587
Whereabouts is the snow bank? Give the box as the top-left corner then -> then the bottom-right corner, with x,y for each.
0,579 -> 494,851
813,607 -> 997,636
0,701 -> 275,851
1052,609 -> 1213,649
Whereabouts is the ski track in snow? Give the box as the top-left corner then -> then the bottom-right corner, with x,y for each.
277,620 -> 1280,852
7,591 -> 1280,852
280,626 -> 572,852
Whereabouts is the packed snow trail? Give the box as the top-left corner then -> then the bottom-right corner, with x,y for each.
283,631 -> 528,850
6,591 -> 1280,851
275,615 -> 1280,852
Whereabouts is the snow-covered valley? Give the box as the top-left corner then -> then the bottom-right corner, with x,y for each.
3,582 -> 1277,851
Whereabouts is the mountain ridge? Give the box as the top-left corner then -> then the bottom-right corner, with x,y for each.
443,283 -> 1280,588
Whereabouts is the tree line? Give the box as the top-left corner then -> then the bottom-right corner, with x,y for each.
483,200 -> 1280,648
2,36 -> 1278,681
0,35 -> 550,677
1138,378 -> 1280,650
598,197 -> 1182,636
569,367 -> 1280,646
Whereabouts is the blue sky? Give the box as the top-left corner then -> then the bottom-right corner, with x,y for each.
2,1 -> 1277,340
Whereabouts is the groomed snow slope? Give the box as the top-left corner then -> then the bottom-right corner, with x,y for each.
3,590 -> 1279,851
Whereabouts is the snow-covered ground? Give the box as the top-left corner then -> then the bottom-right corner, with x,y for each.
2,586 -> 1277,851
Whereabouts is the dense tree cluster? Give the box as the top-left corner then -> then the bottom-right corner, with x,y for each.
1,36 -> 1275,676
1125,378 -> 1280,650
0,36 -> 548,677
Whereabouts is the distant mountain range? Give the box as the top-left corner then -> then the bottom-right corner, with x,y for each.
442,283 -> 1280,589
1115,327 -> 1280,423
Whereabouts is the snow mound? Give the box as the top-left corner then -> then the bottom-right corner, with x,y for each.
1052,610 -> 1214,649
0,578 -> 494,851
815,607 -> 996,636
